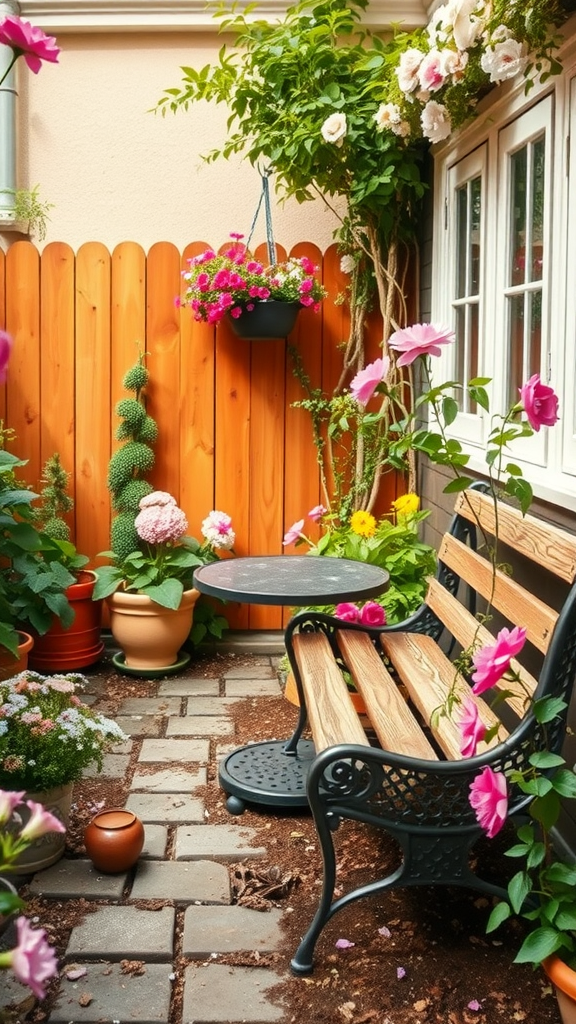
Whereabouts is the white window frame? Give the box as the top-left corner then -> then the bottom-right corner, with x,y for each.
431,23 -> 576,510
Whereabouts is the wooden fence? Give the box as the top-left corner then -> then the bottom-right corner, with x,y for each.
0,239 -> 401,630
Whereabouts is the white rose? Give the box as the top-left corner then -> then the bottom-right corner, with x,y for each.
396,48 -> 425,94
452,2 -> 484,51
340,254 -> 356,275
321,112 -> 347,147
480,38 -> 527,83
418,49 -> 447,93
374,102 -> 402,131
440,48 -> 469,82
489,23 -> 512,44
420,100 -> 452,143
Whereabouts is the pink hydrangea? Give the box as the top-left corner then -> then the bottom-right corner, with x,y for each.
459,697 -> 486,757
135,501 -> 188,545
388,323 -> 455,367
471,626 -> 527,695
138,491 -> 177,509
0,15 -> 60,73
469,766 -> 508,838
519,374 -> 559,432
335,602 -> 360,623
359,602 -> 386,626
349,357 -> 390,406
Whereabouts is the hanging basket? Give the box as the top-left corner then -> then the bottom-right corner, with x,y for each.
226,300 -> 302,340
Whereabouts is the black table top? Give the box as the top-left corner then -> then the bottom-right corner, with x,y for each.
193,555 -> 389,606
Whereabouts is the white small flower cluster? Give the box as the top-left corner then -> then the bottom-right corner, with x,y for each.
201,510 -> 236,551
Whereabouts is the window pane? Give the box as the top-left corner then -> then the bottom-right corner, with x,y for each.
455,305 -> 466,409
529,291 -> 542,377
507,293 -> 525,405
470,177 -> 481,293
510,147 -> 527,287
456,185 -> 468,299
531,138 -> 545,283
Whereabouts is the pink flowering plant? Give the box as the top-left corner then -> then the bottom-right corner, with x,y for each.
0,672 -> 127,792
0,14 -> 59,88
93,492 -> 235,611
347,322 -> 576,968
180,234 -> 326,325
0,790 -> 62,1000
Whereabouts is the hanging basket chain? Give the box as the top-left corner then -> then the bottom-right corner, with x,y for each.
245,166 -> 277,265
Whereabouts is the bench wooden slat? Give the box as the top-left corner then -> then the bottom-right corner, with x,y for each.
336,629 -> 438,761
380,632 -> 507,760
438,533 -> 557,654
425,576 -> 536,715
454,489 -> 576,584
292,631 -> 369,752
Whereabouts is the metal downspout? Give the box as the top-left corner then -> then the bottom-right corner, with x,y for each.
0,0 -> 21,225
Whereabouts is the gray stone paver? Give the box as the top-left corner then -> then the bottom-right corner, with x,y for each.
175,825 -> 267,861
28,860 -> 127,898
49,963 -> 173,1024
225,680 -> 282,696
141,823 -> 168,859
182,964 -> 285,1023
83,752 -> 131,778
223,664 -> 275,678
184,696 -> 241,715
115,715 -> 164,736
126,792 -> 205,823
65,905 -> 175,960
130,766 -> 207,792
182,905 -> 283,956
130,859 -> 230,904
139,737 -> 210,762
166,715 -> 233,736
159,678 -> 220,696
117,696 -> 182,716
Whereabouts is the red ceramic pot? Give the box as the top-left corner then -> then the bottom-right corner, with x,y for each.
84,809 -> 145,873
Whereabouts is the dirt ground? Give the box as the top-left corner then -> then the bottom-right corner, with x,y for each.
10,647 -> 563,1024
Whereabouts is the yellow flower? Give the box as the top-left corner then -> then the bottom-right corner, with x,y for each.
350,510 -> 377,537
392,493 -> 420,516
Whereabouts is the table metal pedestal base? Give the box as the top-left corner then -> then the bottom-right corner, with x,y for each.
219,739 -> 316,815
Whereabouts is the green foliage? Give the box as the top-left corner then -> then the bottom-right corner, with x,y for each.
188,597 -> 229,648
115,479 -> 155,514
110,513 -> 140,562
0,185 -> 53,241
93,542 -> 204,610
32,453 -> 89,574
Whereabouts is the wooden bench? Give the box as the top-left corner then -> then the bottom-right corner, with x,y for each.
284,483 -> 576,975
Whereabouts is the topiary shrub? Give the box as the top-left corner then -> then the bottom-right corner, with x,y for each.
108,355 -> 158,561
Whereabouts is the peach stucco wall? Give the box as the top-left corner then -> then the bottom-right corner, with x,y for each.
5,30 -> 344,251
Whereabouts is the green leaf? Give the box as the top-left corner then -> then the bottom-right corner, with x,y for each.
544,862 -> 576,886
442,396 -> 459,426
442,477 -> 474,494
531,791 -> 561,830
508,870 -> 533,914
486,900 -> 511,932
551,769 -> 576,798
144,579 -> 184,610
514,927 -> 563,964
92,565 -> 123,600
468,386 -> 490,412
533,696 -> 566,723
529,752 -> 565,769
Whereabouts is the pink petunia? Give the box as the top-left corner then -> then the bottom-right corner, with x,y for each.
308,504 -> 327,522
458,697 -> 486,757
0,329 -> 13,383
19,800 -> 66,842
349,357 -> 390,405
0,788 -> 25,825
283,519 -> 306,546
0,15 -> 60,73
388,322 -> 455,367
359,602 -> 386,626
8,917 -> 58,999
335,602 -> 360,623
469,766 -> 508,838
471,626 -> 527,695
519,374 -> 559,432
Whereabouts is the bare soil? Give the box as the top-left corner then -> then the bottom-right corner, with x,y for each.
7,647 -> 563,1024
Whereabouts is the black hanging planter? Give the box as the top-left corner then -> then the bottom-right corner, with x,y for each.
226,300 -> 301,340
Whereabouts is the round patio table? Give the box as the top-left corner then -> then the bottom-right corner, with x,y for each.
193,555 -> 389,814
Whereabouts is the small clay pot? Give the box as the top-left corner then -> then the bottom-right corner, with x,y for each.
84,809 -> 145,873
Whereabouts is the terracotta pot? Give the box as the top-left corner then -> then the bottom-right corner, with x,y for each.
0,630 -> 34,682
12,784 -> 73,873
543,956 -> 576,1023
28,570 -> 104,673
226,300 -> 301,339
84,808 -> 145,873
107,586 -> 200,670
284,669 -> 367,714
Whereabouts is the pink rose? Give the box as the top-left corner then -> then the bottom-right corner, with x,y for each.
0,15 -> 60,73
471,626 -> 527,695
459,697 -> 486,757
418,50 -> 446,92
469,766 -> 508,838
359,602 -> 386,626
349,357 -> 390,405
519,374 -> 559,432
283,519 -> 306,546
388,323 -> 455,367
335,602 -> 360,623
8,916 -> 58,999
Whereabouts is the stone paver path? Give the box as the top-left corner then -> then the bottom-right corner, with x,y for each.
0,644 -> 291,1024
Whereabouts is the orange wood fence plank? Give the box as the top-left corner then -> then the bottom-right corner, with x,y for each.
5,242 -> 41,486
146,242 -> 182,499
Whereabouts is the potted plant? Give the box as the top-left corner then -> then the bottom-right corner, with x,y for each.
93,493 -> 235,676
0,671 -> 127,871
26,453 -> 104,672
179,233 -> 326,338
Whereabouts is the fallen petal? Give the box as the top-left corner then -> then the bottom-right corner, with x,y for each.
66,968 -> 88,981
378,926 -> 391,939
397,966 -> 406,980
335,938 -> 355,949
468,1000 -> 482,1011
